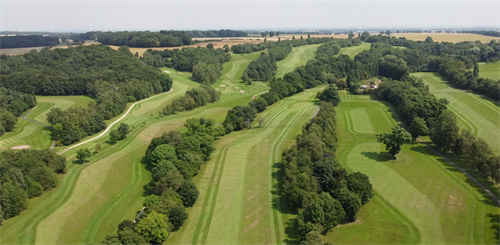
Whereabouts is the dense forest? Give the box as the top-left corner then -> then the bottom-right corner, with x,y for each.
0,45 -> 173,145
0,149 -> 66,224
142,46 -> 231,84
186,29 -> 248,38
90,31 -> 192,47
0,87 -> 37,136
282,102 -> 373,243
103,117 -> 225,244
458,30 -> 500,37
0,35 -> 60,49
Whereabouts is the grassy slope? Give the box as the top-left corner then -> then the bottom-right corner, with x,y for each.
275,44 -> 320,78
335,42 -> 371,59
0,95 -> 94,150
412,72 -> 500,154
0,51 -> 266,244
324,90 -> 499,244
478,61 -> 500,80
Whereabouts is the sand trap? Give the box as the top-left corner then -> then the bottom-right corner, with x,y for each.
234,87 -> 240,89
219,84 -> 226,87
163,71 -> 171,73
240,90 -> 245,93
215,88 -> 219,90
11,145 -> 30,150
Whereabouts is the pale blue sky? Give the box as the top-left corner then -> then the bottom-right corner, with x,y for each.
1,0 -> 498,32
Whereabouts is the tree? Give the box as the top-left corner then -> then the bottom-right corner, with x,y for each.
150,144 -> 177,164
276,31 -> 280,36
376,125 -> 412,158
118,227 -> 147,245
178,180 -> 199,207
94,143 -> 101,154
408,117 -> 430,141
168,206 -> 188,230
0,204 -> 3,225
300,230 -> 323,245
257,117 -> 266,127
135,211 -> 169,244
269,31 -> 275,37
76,147 -> 92,163
348,31 -> 354,39
102,234 -> 122,245
316,84 -> 341,106
117,123 -> 130,140
206,43 -> 214,49
431,110 -> 459,152
109,129 -> 120,144
52,123 -> 64,139
473,63 -> 479,80
385,30 -> 391,35
223,44 -> 230,52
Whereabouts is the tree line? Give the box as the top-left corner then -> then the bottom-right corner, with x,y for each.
103,117 -> 225,244
281,102 -> 373,243
0,149 -> 66,225
0,45 -> 173,145
0,35 -> 60,49
375,77 -> 500,183
160,85 -> 220,116
458,30 -> 500,37
91,30 -> 192,47
0,87 -> 37,136
142,46 -> 231,84
187,29 -> 248,38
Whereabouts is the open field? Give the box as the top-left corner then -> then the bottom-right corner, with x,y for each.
0,95 -> 94,150
0,46 -> 44,55
324,90 -> 499,244
0,48 -> 272,244
276,44 -> 320,77
478,61 -> 500,80
165,86 -> 324,245
392,33 -> 499,43
335,42 -> 371,59
412,72 -> 500,154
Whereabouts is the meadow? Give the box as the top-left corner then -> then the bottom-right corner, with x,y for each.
276,44 -> 320,78
412,72 -> 500,154
391,33 -> 499,43
335,42 -> 371,59
0,47 -> 275,244
324,90 -> 499,244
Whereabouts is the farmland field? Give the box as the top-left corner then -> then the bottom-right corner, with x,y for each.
324,90 -> 499,244
392,33 -> 499,43
276,44 -> 320,77
0,48 -> 275,244
412,72 -> 500,154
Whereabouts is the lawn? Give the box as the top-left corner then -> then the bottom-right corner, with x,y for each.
0,49 -> 270,245
391,33 -> 499,43
323,90 -> 499,244
0,95 -> 94,150
335,42 -> 371,59
276,44 -> 321,78
412,72 -> 500,154
165,86 -> 323,245
478,61 -> 500,80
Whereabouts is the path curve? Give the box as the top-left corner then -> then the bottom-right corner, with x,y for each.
23,107 -> 50,127
58,88 -> 173,154
387,103 -> 500,206
251,91 -> 268,101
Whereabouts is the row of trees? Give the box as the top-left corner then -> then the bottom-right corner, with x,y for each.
161,85 -> 220,116
0,87 -> 37,136
281,102 -> 374,242
0,149 -> 66,224
104,117 -> 225,244
94,30 -> 192,47
458,30 -> 500,37
375,78 -> 499,183
142,46 -> 231,84
187,29 -> 248,38
0,35 -> 60,49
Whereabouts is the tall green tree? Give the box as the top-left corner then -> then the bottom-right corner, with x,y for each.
117,123 -> 130,140
376,125 -> 412,158
316,84 -> 341,106
76,147 -> 92,163
431,110 -> 459,152
135,211 -> 170,244
408,117 -> 430,141
109,129 -> 120,144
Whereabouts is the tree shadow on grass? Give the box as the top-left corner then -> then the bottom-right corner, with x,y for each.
487,213 -> 500,244
361,151 -> 393,162
72,159 -> 86,165
271,161 -> 300,245
140,156 -> 155,197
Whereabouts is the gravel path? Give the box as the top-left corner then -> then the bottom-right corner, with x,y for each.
387,103 -> 500,206
58,89 -> 173,154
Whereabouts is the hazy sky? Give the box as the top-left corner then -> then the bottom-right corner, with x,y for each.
1,0 -> 499,32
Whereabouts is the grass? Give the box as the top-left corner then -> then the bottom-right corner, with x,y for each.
391,33 -> 499,43
323,90 -> 499,244
276,44 -> 321,77
478,61 -> 500,80
165,86 -> 323,245
0,50 -> 270,244
412,72 -> 500,154
335,42 -> 371,59
0,95 -> 94,150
